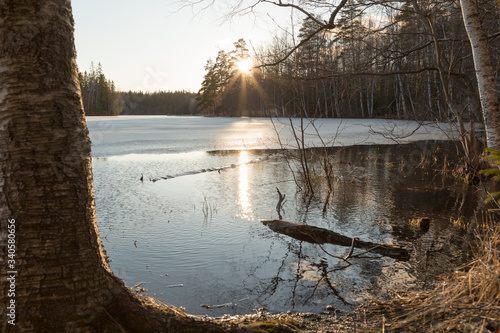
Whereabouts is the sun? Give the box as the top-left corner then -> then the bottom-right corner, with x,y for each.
236,58 -> 253,74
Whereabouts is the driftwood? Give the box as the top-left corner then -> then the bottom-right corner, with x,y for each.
260,219 -> 410,260
201,302 -> 233,309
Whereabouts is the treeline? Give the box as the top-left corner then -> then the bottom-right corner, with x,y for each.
79,63 -> 123,116
79,62 -> 197,116
197,0 -> 500,121
121,91 -> 197,115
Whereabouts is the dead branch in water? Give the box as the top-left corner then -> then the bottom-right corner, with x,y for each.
260,219 -> 410,260
276,188 -> 286,220
343,237 -> 359,261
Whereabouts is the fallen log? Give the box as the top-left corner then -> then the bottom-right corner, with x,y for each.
201,302 -> 233,309
260,219 -> 410,261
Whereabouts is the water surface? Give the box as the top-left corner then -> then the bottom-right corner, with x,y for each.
87,116 -> 473,316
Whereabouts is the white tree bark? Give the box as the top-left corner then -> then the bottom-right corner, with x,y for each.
460,0 -> 500,149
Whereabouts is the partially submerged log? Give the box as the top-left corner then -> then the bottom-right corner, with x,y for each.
260,219 -> 410,260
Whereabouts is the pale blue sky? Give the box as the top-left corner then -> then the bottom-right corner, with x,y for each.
72,0 -> 293,93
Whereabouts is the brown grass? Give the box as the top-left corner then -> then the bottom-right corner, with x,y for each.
365,212 -> 500,332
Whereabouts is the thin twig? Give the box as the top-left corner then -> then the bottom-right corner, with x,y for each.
343,237 -> 359,261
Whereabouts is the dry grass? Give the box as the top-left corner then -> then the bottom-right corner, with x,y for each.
365,212 -> 500,332
450,216 -> 470,230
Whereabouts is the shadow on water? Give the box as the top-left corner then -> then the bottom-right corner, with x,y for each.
92,140 -> 479,316
278,141 -> 479,299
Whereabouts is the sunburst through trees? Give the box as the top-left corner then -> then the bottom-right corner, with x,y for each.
237,58 -> 253,74
196,38 -> 271,117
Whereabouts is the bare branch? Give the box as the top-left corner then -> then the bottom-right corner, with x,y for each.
328,0 -> 350,27
275,67 -> 470,80
261,0 -> 325,27
256,25 -> 327,68
254,0 -> 349,68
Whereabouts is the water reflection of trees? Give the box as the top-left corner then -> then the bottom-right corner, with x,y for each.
296,142 -> 478,232
253,240 -> 356,311
249,230 -> 399,312
252,141 -> 480,311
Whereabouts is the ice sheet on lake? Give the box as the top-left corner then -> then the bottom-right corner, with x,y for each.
86,116 -> 460,158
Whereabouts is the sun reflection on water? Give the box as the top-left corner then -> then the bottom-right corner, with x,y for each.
238,151 -> 253,220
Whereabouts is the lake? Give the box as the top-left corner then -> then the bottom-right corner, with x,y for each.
86,116 -> 475,317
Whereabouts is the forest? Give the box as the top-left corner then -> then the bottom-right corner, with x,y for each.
80,0 -> 500,130
121,90 -> 197,115
196,0 -> 499,124
79,62 -> 197,116
79,62 -> 123,116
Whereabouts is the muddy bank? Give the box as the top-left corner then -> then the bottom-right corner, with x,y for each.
211,309 -> 362,332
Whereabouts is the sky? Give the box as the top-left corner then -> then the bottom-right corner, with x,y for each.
72,0 -> 293,93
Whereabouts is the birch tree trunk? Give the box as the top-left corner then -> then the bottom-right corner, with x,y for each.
358,77 -> 365,118
0,1 -> 222,331
397,74 -> 408,118
460,0 -> 500,149
333,80 -> 341,118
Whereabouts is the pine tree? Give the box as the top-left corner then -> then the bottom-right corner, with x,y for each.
79,63 -> 122,116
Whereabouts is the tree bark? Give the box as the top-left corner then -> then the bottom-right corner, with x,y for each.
0,1 -> 225,331
460,0 -> 500,149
